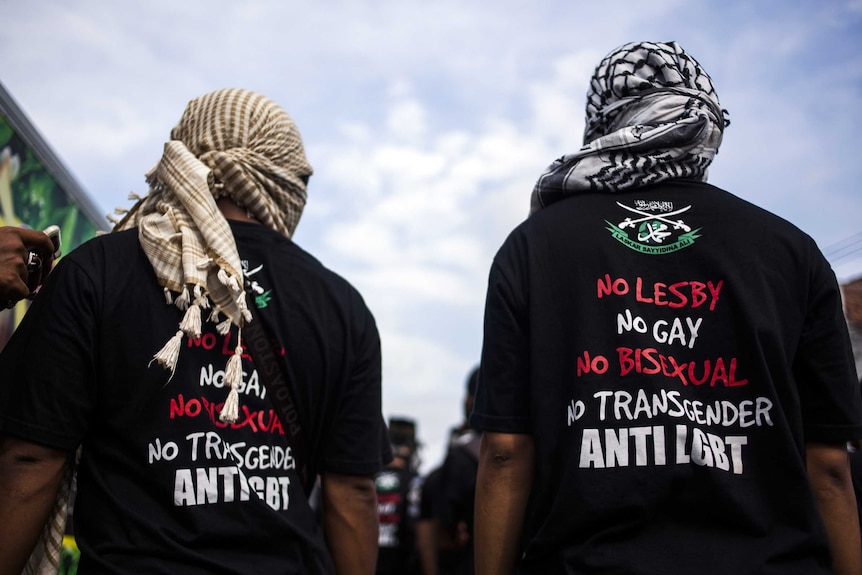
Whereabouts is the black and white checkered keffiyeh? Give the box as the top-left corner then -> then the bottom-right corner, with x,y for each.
530,41 -> 729,212
113,88 -> 312,423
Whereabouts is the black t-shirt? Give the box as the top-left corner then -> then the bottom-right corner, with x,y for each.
418,466 -> 441,522
418,463 -> 472,575
375,464 -> 422,575
437,431 -> 480,537
0,221 -> 387,574
436,431 -> 480,575
471,181 -> 862,574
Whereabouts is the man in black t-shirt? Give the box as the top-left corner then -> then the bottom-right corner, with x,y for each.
375,417 -> 422,575
415,367 -> 480,575
0,89 -> 387,574
472,42 -> 862,575
435,367 -> 480,575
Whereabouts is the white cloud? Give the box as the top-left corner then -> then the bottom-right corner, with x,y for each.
378,330 -> 477,469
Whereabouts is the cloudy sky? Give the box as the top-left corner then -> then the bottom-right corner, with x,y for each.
2,0 -> 861,471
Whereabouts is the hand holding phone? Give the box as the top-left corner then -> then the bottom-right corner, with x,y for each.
1,225 -> 61,308
25,225 -> 61,296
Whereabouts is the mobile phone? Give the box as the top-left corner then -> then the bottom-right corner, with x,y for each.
43,224 -> 62,259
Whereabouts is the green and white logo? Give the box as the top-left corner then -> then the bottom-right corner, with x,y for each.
243,262 -> 273,308
606,200 -> 701,255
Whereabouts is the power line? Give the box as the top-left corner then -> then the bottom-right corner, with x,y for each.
823,233 -> 862,281
823,230 -> 862,259
830,244 -> 862,264
829,242 -> 862,260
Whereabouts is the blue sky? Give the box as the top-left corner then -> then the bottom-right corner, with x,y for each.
2,0 -> 861,470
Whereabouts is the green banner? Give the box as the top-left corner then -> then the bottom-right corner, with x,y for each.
0,113 -> 103,346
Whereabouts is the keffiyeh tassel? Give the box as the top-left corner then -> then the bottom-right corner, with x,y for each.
192,284 -> 210,309
151,329 -> 184,376
216,318 -> 233,335
179,302 -> 202,338
174,286 -> 191,311
219,337 -> 244,423
237,293 -> 253,323
218,268 -> 241,294
220,387 -> 239,424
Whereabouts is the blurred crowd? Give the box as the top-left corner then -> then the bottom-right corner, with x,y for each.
374,367 -> 480,575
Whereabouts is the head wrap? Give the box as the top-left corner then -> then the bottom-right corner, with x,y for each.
113,88 -> 312,422
530,41 -> 729,212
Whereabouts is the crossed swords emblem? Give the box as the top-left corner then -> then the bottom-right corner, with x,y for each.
244,263 -> 266,295
616,202 -> 692,243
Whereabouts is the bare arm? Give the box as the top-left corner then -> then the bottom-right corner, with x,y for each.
806,442 -> 862,575
0,434 -> 69,575
415,518 -> 438,575
321,472 -> 379,575
474,432 -> 535,575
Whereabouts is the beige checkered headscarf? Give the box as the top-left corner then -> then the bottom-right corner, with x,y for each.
113,88 -> 312,423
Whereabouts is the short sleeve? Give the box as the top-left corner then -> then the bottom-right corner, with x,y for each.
0,253 -> 100,450
470,235 -> 532,434
794,245 -> 862,442
320,301 -> 388,475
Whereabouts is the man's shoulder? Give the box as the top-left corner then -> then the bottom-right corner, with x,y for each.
233,224 -> 375,325
233,223 -> 362,290
60,228 -> 142,270
75,227 -> 137,248
631,180 -> 806,232
513,179 -> 812,245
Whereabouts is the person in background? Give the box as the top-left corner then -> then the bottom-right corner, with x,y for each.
446,367 -> 479,445
472,41 -> 862,575
375,417 -> 423,575
0,88 -> 387,575
416,465 -> 443,575
423,367 -> 480,575
0,225 -> 56,309
417,459 -> 472,575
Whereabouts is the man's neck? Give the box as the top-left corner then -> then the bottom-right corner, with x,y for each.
216,197 -> 259,224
